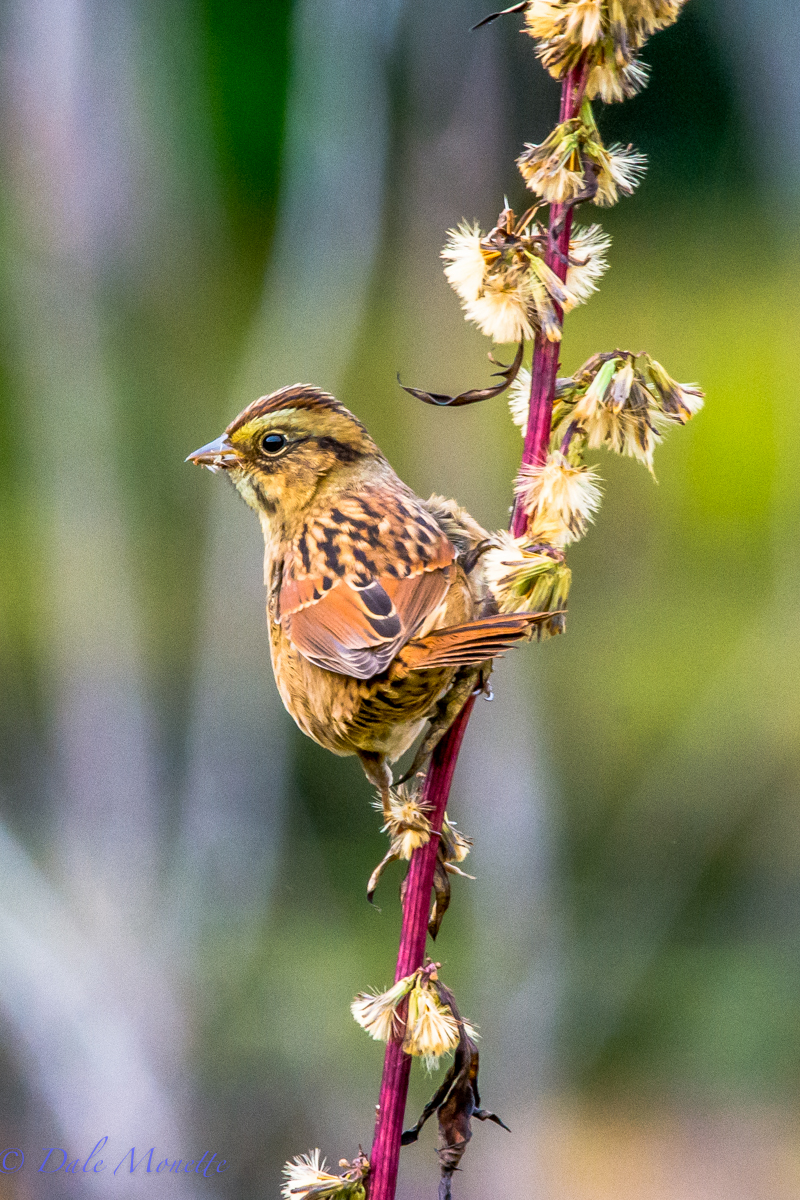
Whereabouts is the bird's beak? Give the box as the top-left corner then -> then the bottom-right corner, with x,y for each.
186,434 -> 239,473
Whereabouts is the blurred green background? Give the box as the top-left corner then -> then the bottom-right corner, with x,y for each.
1,0 -> 799,1197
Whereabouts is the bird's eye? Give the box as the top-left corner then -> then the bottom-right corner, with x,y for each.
261,432 -> 287,455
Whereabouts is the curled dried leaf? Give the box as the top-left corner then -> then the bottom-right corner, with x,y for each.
402,982 -> 508,1199
398,342 -> 524,408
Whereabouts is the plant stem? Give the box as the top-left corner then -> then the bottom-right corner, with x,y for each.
368,56 -> 588,1200
511,59 -> 589,537
367,692 -> 477,1200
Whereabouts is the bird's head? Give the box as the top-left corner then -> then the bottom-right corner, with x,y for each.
187,385 -> 385,523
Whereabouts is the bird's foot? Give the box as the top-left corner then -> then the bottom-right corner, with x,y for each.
367,778 -> 432,902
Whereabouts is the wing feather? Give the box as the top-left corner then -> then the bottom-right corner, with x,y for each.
278,486 -> 457,679
397,612 -> 553,672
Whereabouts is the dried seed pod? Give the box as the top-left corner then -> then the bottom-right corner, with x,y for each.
281,1150 -> 369,1200
402,981 -> 507,1200
442,207 -> 609,344
552,350 -> 704,471
518,101 -> 646,206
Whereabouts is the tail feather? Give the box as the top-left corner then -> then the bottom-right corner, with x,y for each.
397,611 -> 556,672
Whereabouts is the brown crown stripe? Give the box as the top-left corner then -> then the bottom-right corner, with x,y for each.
225,384 -> 370,436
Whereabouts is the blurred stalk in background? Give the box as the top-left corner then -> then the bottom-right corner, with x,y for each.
0,0 -> 196,1181
0,1 -> 799,1198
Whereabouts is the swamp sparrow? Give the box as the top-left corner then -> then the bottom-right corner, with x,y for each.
188,385 -> 546,816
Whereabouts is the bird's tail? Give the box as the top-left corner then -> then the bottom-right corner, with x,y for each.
396,611 -> 555,672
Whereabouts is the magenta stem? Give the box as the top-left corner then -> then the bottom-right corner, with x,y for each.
367,692 -> 476,1200
367,57 -> 589,1200
511,61 -> 589,537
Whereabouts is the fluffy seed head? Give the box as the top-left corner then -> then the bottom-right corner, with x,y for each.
646,358 -> 704,422
482,532 -> 571,636
600,143 -> 648,204
522,0 -> 686,102
403,984 -> 460,1070
441,814 -> 472,865
625,0 -> 691,36
351,975 -> 417,1043
377,787 -> 433,859
564,225 -> 612,310
442,209 -> 584,343
524,0 -> 601,46
517,105 -> 646,208
515,451 -> 603,543
353,967 -> 467,1071
556,352 -> 705,472
441,223 -> 487,303
281,1151 -> 368,1200
508,366 -> 533,435
463,286 -> 539,344
443,222 -> 540,342
517,123 -> 586,204
586,56 -> 650,103
570,359 -> 661,470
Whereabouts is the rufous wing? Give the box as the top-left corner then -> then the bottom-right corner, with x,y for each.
396,612 -> 553,673
278,487 -> 458,680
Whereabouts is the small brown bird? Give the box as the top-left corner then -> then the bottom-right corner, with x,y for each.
188,385 -> 545,817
